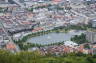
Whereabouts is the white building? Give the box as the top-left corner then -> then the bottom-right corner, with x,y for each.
64,41 -> 78,47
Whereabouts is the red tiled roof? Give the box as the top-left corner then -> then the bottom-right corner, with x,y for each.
6,42 -> 16,50
32,27 -> 44,32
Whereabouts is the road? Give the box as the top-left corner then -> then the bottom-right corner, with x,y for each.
12,0 -> 25,8
71,9 -> 89,24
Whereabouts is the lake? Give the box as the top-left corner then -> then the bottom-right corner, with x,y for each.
27,30 -> 85,45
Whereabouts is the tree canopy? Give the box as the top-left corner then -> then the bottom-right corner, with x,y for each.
0,50 -> 96,63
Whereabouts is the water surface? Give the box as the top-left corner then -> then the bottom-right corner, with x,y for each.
27,31 -> 85,45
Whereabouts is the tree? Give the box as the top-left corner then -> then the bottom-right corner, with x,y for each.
71,33 -> 88,44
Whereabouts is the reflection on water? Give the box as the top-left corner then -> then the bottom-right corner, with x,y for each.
47,36 -> 51,39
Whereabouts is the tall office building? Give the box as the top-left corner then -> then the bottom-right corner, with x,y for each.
91,19 -> 96,28
86,31 -> 96,43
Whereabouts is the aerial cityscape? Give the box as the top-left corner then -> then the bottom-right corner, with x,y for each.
0,0 -> 96,63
